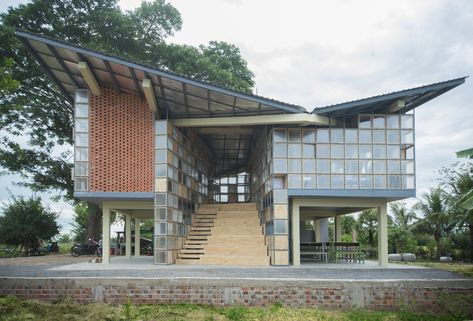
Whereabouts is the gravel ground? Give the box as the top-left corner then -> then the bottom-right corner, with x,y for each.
0,255 -> 466,280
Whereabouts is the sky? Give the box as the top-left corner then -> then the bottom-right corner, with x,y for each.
1,0 -> 472,234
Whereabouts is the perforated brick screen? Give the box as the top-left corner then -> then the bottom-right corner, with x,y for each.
89,87 -> 153,192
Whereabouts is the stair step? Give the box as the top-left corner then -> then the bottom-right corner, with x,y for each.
180,249 -> 205,254
176,258 -> 200,264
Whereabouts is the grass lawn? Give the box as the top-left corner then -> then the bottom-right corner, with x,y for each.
402,261 -> 473,278
0,296 -> 470,321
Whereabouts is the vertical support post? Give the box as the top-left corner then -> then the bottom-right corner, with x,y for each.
125,215 -> 132,258
292,201 -> 300,266
377,203 -> 388,266
102,203 -> 110,264
314,219 -> 321,242
335,215 -> 342,242
134,218 -> 141,257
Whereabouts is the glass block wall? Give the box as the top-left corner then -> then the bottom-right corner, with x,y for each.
73,89 -> 90,191
154,120 -> 212,264
250,128 -> 290,265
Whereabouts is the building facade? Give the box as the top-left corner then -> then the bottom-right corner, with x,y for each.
17,30 -> 466,266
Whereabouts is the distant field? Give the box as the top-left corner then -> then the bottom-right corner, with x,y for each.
0,295 -> 471,321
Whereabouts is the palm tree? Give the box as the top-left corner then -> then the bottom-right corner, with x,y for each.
390,202 -> 417,232
414,188 -> 451,259
358,209 -> 378,248
389,202 -> 417,253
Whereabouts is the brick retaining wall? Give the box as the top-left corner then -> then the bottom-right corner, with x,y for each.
1,277 -> 473,312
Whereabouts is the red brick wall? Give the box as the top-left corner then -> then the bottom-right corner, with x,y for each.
89,87 -> 153,192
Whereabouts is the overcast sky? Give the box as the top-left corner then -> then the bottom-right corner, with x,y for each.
1,0 -> 472,234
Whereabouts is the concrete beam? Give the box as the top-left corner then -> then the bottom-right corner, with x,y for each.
142,78 -> 158,114
78,61 -> 101,96
172,113 -> 333,128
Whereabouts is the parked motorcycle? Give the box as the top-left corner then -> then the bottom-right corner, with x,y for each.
70,238 -> 102,257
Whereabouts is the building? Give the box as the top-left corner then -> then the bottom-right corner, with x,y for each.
16,30 -> 466,266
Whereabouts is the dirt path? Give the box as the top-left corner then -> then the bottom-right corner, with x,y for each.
0,254 -> 92,266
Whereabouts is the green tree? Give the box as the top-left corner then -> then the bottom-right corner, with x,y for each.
414,187 -> 452,259
357,209 -> 378,248
71,202 -> 88,242
0,196 -> 59,252
0,0 -> 255,240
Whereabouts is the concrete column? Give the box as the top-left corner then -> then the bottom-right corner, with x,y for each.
292,201 -> 300,266
314,219 -> 321,242
320,218 -> 329,242
102,203 -> 110,264
377,203 -> 388,266
335,215 -> 342,242
125,214 -> 132,258
134,218 -> 141,257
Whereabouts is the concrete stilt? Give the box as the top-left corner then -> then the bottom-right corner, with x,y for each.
125,215 -> 132,258
335,215 -> 342,242
377,203 -> 388,266
134,218 -> 141,257
102,204 -> 110,264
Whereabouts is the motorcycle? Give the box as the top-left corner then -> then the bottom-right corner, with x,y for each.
70,238 -> 102,257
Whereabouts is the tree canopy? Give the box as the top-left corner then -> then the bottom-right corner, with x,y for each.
0,195 -> 59,251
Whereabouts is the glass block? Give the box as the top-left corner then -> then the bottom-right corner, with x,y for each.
75,90 -> 88,103
154,251 -> 166,264
302,144 -> 315,158
273,176 -> 285,188
288,174 -> 301,188
155,136 -> 167,149
345,160 -> 358,173
302,129 -> 315,143
331,160 -> 344,174
373,130 -> 386,144
316,129 -> 329,143
288,159 -> 301,173
359,175 -> 372,189
331,129 -> 344,143
374,175 -> 387,189
317,175 -> 330,188
359,115 -> 371,128
74,118 -> 88,132
387,145 -> 400,159
302,175 -> 315,188
331,145 -> 344,158
220,185 -> 228,193
401,115 -> 414,129
75,148 -> 88,161
273,143 -> 287,158
359,160 -> 372,174
155,121 -> 168,135
75,104 -> 89,118
401,130 -> 414,144
345,175 -> 358,189
373,115 -> 385,128
373,145 -> 386,159
316,144 -> 330,158
74,162 -> 88,176
155,222 -> 166,235
288,129 -> 301,142
155,164 -> 167,177
402,175 -> 415,189
331,175 -> 344,188
155,150 -> 167,163
155,193 -> 167,206
359,130 -> 372,144
274,159 -> 287,174
302,159 -> 315,173
373,160 -> 386,174
359,145 -> 372,159
274,189 -> 288,204
388,175 -> 401,189
288,144 -> 301,158
345,145 -> 358,159
404,146 -> 414,159
74,177 -> 88,191
401,160 -> 414,174
155,236 -> 166,249
273,129 -> 287,142
317,159 -> 330,173
387,160 -> 400,174
345,129 -> 358,143
155,207 -> 167,220
274,220 -> 288,234
75,133 -> 89,147
387,130 -> 400,144
387,115 -> 400,128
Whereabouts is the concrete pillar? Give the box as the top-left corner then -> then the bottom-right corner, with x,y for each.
314,219 -> 321,242
377,203 -> 388,266
102,203 -> 110,264
125,214 -> 132,258
320,218 -> 329,242
292,201 -> 300,266
134,218 -> 141,257
335,215 -> 342,242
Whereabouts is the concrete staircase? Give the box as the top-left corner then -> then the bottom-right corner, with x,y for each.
176,203 -> 269,266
